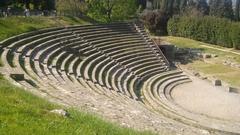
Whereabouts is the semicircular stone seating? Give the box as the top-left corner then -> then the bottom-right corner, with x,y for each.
1,22 -> 240,134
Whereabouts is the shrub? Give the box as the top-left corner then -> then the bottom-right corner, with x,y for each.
167,16 -> 240,49
141,10 -> 169,35
231,23 -> 240,49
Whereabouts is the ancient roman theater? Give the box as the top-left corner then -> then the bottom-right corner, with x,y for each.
1,22 -> 240,135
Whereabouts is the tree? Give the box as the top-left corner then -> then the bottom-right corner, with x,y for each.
0,0 -> 10,8
185,0 -> 209,16
151,0 -> 180,16
43,0 -> 56,10
172,0 -> 181,15
209,0 -> 234,19
235,0 -> 240,20
223,0 -> 234,19
86,0 -> 116,22
56,0 -> 87,16
179,0 -> 188,14
86,0 -> 137,22
149,0 -> 208,16
32,0 -> 41,10
197,0 -> 209,15
137,0 -> 146,9
141,10 -> 168,35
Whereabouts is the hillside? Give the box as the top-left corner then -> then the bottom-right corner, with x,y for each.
0,16 -> 92,41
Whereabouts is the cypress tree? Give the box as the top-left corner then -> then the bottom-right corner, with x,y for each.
197,0 -> 209,15
209,0 -> 234,19
235,0 -> 240,20
179,0 -> 188,14
172,0 -> 181,15
223,0 -> 234,19
185,0 -> 209,16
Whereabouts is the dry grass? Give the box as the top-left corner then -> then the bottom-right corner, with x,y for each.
162,36 -> 240,87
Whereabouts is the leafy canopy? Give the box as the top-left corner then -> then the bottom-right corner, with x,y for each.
86,0 -> 137,22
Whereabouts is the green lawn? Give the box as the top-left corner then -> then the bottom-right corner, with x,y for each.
0,16 -> 91,41
189,61 -> 240,87
162,36 -> 240,87
162,36 -> 240,63
0,74 -> 152,135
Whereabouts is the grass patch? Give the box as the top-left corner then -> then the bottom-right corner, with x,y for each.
0,16 -> 92,42
190,61 -> 240,87
0,75 -> 153,135
190,61 -> 234,74
162,36 -> 240,63
162,36 -> 240,87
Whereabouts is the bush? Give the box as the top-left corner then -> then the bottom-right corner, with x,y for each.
168,16 -> 240,49
141,10 -> 169,35
231,23 -> 240,49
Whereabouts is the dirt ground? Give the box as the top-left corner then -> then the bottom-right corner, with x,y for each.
172,74 -> 240,122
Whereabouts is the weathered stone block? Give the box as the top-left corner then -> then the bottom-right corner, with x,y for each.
228,87 -> 240,94
213,79 -> 222,86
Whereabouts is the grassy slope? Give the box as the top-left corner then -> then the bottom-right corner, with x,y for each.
162,36 -> 240,87
0,16 -> 91,41
0,75 -> 152,135
0,17 -> 153,135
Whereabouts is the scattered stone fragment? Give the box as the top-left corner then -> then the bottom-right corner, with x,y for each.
200,129 -> 210,135
193,72 -> 200,77
50,109 -> 69,117
121,122 -> 130,128
200,76 -> 207,80
203,53 -> 211,59
140,96 -> 145,100
211,54 -> 218,57
228,87 -> 240,94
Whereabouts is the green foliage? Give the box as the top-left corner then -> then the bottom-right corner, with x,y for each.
235,0 -> 240,21
151,0 -> 181,16
231,22 -> 240,49
0,0 -> 55,10
56,0 -> 88,17
86,0 -> 137,22
184,0 -> 209,16
168,16 -> 240,49
209,0 -> 234,19
149,0 -> 209,17
0,76 -> 153,135
141,10 -> 168,35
